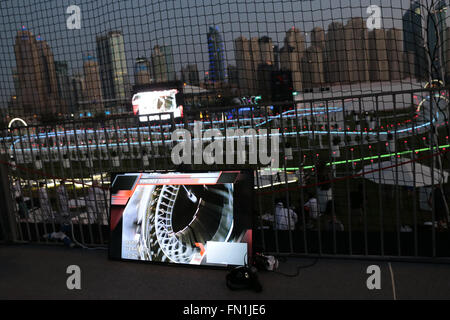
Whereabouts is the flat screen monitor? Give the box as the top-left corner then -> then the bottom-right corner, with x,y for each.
109,171 -> 253,268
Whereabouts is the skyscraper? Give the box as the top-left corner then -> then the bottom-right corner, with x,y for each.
386,28 -> 404,81
134,57 -> 152,85
14,27 -> 61,118
273,45 -> 281,71
302,45 -> 325,89
344,18 -> 370,83
311,27 -> 326,50
152,45 -> 168,83
83,54 -> 103,114
181,64 -> 200,86
280,27 -> 305,92
325,22 -> 347,84
71,74 -> 85,114
55,61 -> 73,112
258,36 -> 275,66
227,65 -> 239,86
368,29 -> 390,81
161,46 -> 176,82
234,36 -> 255,95
234,35 -> 275,95
445,26 -> 450,81
36,37 -> 59,97
427,0 -> 448,79
257,37 -> 275,96
403,1 -> 427,80
96,31 -> 128,102
207,27 -> 226,82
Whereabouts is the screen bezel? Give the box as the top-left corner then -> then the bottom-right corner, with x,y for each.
108,170 -> 254,270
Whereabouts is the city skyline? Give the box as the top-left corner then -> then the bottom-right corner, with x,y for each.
2,0 -> 450,119
0,0 -> 430,108
8,23 -> 424,120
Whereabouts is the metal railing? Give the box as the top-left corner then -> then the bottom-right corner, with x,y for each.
1,86 -> 449,260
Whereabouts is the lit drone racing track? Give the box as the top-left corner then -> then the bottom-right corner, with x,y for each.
1,91 -> 448,169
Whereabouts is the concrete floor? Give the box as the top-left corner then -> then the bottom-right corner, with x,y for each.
1,244 -> 449,300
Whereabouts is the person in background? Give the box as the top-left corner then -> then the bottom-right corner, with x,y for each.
304,191 -> 319,229
324,200 -> 344,232
57,181 -> 70,217
86,180 -> 107,224
17,195 -> 28,220
12,179 -> 27,220
13,179 -> 22,199
43,181 -> 74,247
274,199 -> 298,231
38,182 -> 52,221
316,160 -> 333,214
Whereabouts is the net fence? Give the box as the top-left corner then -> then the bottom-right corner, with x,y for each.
0,0 -> 449,118
0,0 -> 449,258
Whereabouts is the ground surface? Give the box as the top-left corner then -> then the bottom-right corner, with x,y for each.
1,244 -> 449,300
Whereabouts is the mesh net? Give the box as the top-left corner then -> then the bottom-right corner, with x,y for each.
0,0 -> 448,120
0,0 -> 449,254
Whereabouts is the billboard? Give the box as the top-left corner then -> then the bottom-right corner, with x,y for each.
132,89 -> 183,122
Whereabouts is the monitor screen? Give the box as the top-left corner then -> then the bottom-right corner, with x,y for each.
132,89 -> 182,122
109,171 -> 253,267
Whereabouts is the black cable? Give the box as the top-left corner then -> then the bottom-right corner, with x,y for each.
272,257 -> 319,278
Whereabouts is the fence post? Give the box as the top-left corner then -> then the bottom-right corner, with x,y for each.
0,155 -> 17,242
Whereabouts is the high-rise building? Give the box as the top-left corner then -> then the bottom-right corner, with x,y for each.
428,0 -> 448,79
311,27 -> 326,50
302,45 -> 325,89
234,35 -> 276,95
152,45 -> 168,83
280,27 -> 305,92
207,27 -> 226,82
10,68 -> 21,116
273,45 -> 281,71
344,18 -> 370,83
71,74 -> 85,114
181,64 -> 200,86
134,57 -> 152,85
14,27 -> 62,118
403,1 -> 427,80
368,29 -> 390,81
256,37 -> 275,95
160,45 -> 176,82
386,28 -> 404,81
403,51 -> 417,79
234,36 -> 255,95
83,54 -> 103,114
36,37 -> 59,97
285,27 -> 306,52
250,37 -> 262,91
55,61 -> 73,113
96,31 -> 128,102
325,22 -> 347,84
12,68 -> 20,95
257,63 -> 275,100
445,26 -> 450,81
258,36 -> 274,66
227,65 -> 239,86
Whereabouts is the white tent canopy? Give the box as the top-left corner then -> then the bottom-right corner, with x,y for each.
359,158 -> 449,187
